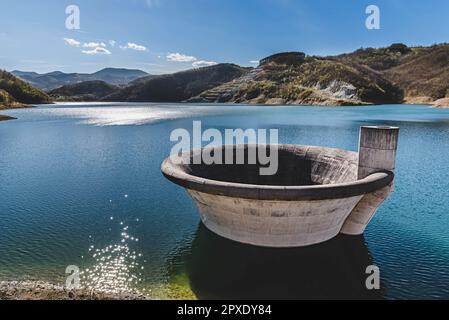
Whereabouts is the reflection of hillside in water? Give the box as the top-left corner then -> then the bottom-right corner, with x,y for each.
171,223 -> 383,300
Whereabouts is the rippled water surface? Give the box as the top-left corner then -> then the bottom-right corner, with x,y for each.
1,103 -> 449,299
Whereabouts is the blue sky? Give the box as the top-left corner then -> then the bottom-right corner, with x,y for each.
1,0 -> 449,74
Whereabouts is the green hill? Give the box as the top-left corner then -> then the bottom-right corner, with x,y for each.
49,80 -> 119,101
103,64 -> 251,102
0,70 -> 51,109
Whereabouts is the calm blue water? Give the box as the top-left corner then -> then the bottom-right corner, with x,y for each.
1,103 -> 449,299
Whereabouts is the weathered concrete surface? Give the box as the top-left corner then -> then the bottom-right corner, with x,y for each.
162,145 -> 393,201
357,126 -> 398,179
340,126 -> 399,235
162,130 -> 398,247
188,190 -> 363,247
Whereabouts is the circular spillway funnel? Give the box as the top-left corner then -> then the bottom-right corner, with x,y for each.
162,144 -> 395,247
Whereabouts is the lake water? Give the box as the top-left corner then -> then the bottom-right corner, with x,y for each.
1,103 -> 449,299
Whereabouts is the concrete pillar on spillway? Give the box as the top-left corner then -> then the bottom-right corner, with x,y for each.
340,126 -> 399,236
357,126 -> 399,180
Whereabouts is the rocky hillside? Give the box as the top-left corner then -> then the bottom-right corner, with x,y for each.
336,43 -> 449,106
190,52 -> 402,105
7,43 -> 449,107
49,80 -> 118,101
0,70 -> 51,109
103,64 -> 250,102
189,44 -> 449,106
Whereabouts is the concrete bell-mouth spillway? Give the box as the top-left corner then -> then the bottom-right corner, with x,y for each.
162,126 -> 399,247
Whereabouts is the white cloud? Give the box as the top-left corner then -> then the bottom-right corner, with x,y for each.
120,42 -> 148,51
109,40 -> 116,47
250,60 -> 260,64
167,52 -> 218,68
192,60 -> 218,68
63,38 -> 81,47
83,42 -> 106,48
82,47 -> 112,55
167,52 -> 197,62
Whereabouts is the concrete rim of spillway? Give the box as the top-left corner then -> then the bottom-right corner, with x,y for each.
161,144 -> 394,201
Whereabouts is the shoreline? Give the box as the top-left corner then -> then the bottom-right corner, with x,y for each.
44,100 -> 440,107
0,114 -> 17,121
53,97 -> 448,108
0,280 -> 149,300
0,101 -> 446,123
0,104 -> 35,121
0,103 -> 33,110
404,96 -> 449,108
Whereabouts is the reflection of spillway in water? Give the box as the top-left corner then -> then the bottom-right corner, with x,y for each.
173,223 -> 384,300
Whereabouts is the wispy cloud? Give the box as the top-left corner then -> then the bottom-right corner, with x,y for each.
83,42 -> 106,48
120,42 -> 148,51
167,52 -> 197,62
63,38 -> 112,55
250,60 -> 259,64
109,40 -> 116,47
192,60 -> 217,68
167,52 -> 217,68
82,47 -> 112,55
63,38 -> 81,47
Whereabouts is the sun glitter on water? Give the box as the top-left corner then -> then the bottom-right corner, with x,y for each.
79,221 -> 145,295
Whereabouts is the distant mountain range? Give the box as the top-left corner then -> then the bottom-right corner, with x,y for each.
5,43 -> 449,107
11,68 -> 149,91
